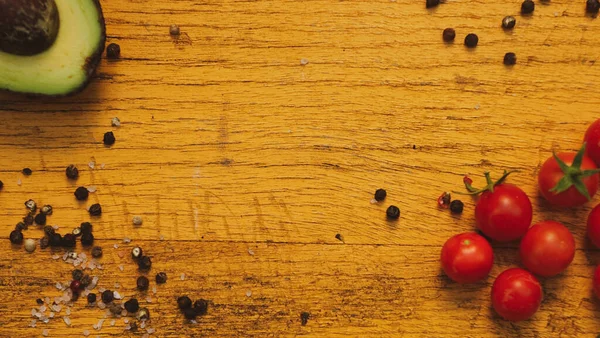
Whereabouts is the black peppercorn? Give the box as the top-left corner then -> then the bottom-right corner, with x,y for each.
80,222 -> 93,234
301,312 -> 310,326
450,200 -> 464,214
22,168 -> 32,176
66,165 -> 79,180
34,213 -> 46,226
9,230 -> 23,244
464,33 -> 478,48
193,299 -> 208,316
386,205 -> 400,220
91,246 -> 103,258
74,187 -> 89,201
103,131 -> 116,146
40,205 -> 53,215
87,293 -> 97,304
109,303 -> 123,316
80,274 -> 92,288
88,203 -> 102,216
101,290 -> 114,304
0,180 -> 3,190
155,272 -> 167,284
521,0 -> 535,14
40,236 -> 50,249
43,225 -> 55,236
15,222 -> 27,231
62,233 -> 76,247
587,0 -> 600,13
23,214 -> 34,226
425,0 -> 440,8
177,296 -> 192,310
72,269 -> 84,281
50,233 -> 62,247
124,298 -> 140,313
138,256 -> 152,270
502,16 -> 516,29
106,43 -> 120,59
131,246 -> 143,260
36,298 -> 44,305
136,276 -> 150,291
504,52 -> 517,66
25,199 -> 37,213
81,232 -> 94,246
442,28 -> 455,42
183,308 -> 197,320
374,189 -> 387,202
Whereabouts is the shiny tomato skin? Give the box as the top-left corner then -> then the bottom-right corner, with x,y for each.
475,184 -> 532,242
440,232 -> 494,283
584,119 -> 600,167
538,152 -> 599,207
519,221 -> 575,277
587,204 -> 600,248
491,268 -> 543,322
594,265 -> 600,299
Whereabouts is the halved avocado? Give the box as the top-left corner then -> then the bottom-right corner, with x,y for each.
0,0 -> 106,96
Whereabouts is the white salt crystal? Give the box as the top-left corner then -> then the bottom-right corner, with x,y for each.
97,319 -> 105,329
111,117 -> 121,127
51,254 -> 60,260
52,304 -> 61,312
45,297 -> 50,304
248,249 -> 254,255
98,302 -> 106,309
145,297 -> 152,303
113,244 -> 119,249
39,305 -> 46,312
31,309 -> 37,317
42,329 -> 49,336
123,237 -> 131,244
147,328 -> 156,334
98,287 -> 106,293
118,265 -> 124,272
124,324 -> 131,331
300,58 -> 309,65
49,312 -> 55,318
83,330 -> 90,337
52,225 -> 59,230
29,319 -> 37,327
66,308 -> 71,316
80,252 -> 87,260
152,286 -> 157,294
100,163 -> 105,169
115,282 -> 121,289
88,276 -> 99,289
113,291 -> 122,299
17,178 -> 21,186
35,312 -> 42,319
140,321 -> 146,329
180,273 -> 185,280
110,320 -> 115,326
87,186 -> 97,193
55,282 -> 63,290
63,316 -> 71,326
159,235 -> 165,241
42,317 -> 49,324
246,290 -> 252,297
123,318 -> 129,324
88,161 -> 95,169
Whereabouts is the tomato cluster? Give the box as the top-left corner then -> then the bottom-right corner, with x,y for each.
441,119 -> 600,322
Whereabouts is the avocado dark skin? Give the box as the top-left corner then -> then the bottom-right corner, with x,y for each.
0,0 -> 106,96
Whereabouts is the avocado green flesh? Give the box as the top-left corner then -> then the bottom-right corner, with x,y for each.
0,0 -> 104,96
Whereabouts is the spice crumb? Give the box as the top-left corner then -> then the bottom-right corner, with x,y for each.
300,312 -> 310,326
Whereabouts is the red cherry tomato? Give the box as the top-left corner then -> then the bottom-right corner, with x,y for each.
594,265 -> 600,299
475,184 -> 532,242
587,204 -> 600,248
584,119 -> 600,166
538,150 -> 599,207
491,268 -> 543,322
441,232 -> 494,283
519,221 -> 575,277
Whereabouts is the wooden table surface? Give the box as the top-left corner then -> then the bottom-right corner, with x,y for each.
2,0 -> 600,337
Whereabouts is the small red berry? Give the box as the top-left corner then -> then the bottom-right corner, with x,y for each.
70,280 -> 82,292
437,192 -> 451,208
463,176 -> 473,185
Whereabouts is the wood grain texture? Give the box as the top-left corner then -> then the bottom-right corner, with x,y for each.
1,0 -> 600,336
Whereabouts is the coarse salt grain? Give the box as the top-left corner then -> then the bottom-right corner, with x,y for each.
124,318 -> 129,324
180,273 -> 185,281
113,244 -> 119,249
66,308 -> 71,316
147,328 -> 155,334
110,319 -> 115,326
87,186 -> 97,193
118,265 -> 124,272
152,286 -> 157,294
140,321 -> 146,329
100,163 -> 105,169
300,58 -> 309,65
125,324 -> 131,331
96,319 -> 105,330
83,330 -> 90,337
246,290 -> 252,297
31,309 -> 38,317
113,291 -> 122,299
29,319 -> 37,327
115,282 -> 121,289
111,117 -> 121,127
52,254 -> 60,260
17,178 -> 21,186
63,316 -> 71,326
55,282 -> 63,290
98,287 -> 106,293
88,161 -> 95,169
49,312 -> 55,318
98,302 -> 106,309
248,249 -> 254,255
42,329 -> 49,336
146,297 -> 152,303
39,305 -> 47,312
123,237 -> 131,244
159,235 -> 165,241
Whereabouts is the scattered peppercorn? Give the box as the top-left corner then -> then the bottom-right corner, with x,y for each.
335,233 -> 344,242
464,33 -> 479,48
301,312 -> 310,326
40,236 -> 49,249
65,165 -> 79,180
62,233 -> 76,247
36,298 -> 44,305
587,0 -> 600,13
502,16 -> 516,29
130,322 -> 138,332
374,189 -> 387,202
80,274 -> 92,288
9,230 -> 23,244
80,222 -> 93,234
43,225 -> 55,236
106,43 -> 120,59
87,293 -> 97,304
136,276 -> 150,291
15,222 -> 27,231
88,203 -> 102,216
426,0 -> 440,8
72,269 -> 84,281
50,233 -> 62,247
521,0 -> 535,14
22,168 -> 32,176
183,308 -> 197,320
23,214 -> 34,226
74,187 -> 89,201
504,52 -> 517,66
386,205 -> 400,220
169,24 -> 180,36
103,131 -> 116,146
91,246 -> 103,258
72,227 -> 82,237
24,238 -> 36,253
155,272 -> 167,284
81,232 -> 94,246
25,199 -> 37,212
136,308 -> 150,321
177,296 -> 192,310
138,256 -> 152,270
101,290 -> 114,304
450,200 -> 464,214
193,299 -> 208,316
34,213 -> 46,226
70,280 -> 82,292
131,246 -> 143,260
442,28 -> 456,42
124,298 -> 140,313
109,303 -> 123,316
40,205 -> 53,215
0,180 -> 3,190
